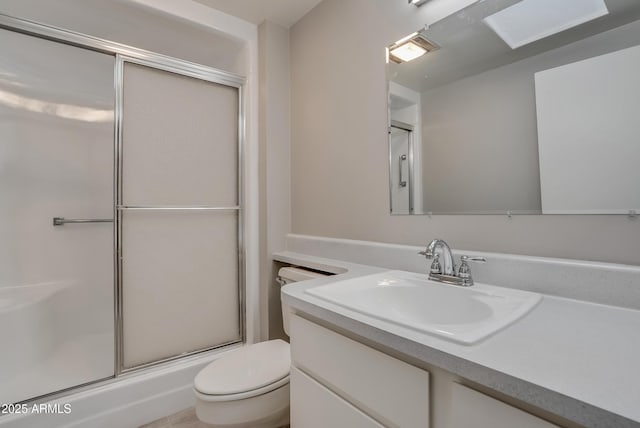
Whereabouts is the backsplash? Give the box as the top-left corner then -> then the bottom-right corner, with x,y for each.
285,234 -> 640,310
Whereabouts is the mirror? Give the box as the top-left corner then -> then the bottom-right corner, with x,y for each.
387,0 -> 640,215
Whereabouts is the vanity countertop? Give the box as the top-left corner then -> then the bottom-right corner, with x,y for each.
275,250 -> 640,428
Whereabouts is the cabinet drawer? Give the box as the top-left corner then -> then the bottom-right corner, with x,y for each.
291,366 -> 385,428
290,314 -> 430,428
448,383 -> 559,428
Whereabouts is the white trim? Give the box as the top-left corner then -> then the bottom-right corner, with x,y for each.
127,0 -> 256,41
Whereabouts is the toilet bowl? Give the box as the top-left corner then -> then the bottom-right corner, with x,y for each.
194,267 -> 327,428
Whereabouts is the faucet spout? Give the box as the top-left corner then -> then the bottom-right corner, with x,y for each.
424,239 -> 455,275
418,239 -> 487,286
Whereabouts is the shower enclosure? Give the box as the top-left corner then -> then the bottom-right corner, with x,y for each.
388,121 -> 413,214
0,15 -> 245,406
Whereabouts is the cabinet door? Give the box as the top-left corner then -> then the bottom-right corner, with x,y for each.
447,383 -> 559,428
291,367 -> 385,428
290,314 -> 430,427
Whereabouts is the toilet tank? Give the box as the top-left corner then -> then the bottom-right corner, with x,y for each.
278,267 -> 328,336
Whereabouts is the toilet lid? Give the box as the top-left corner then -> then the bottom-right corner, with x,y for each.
194,339 -> 291,395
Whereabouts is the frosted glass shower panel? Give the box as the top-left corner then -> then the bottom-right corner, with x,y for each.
0,29 -> 114,403
120,61 -> 242,368
122,63 -> 239,206
122,211 -> 240,368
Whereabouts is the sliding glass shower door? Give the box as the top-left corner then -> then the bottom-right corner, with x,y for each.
0,29 -> 115,404
119,61 -> 242,370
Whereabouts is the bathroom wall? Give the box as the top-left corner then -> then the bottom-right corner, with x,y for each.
289,0 -> 640,266
258,21 -> 292,340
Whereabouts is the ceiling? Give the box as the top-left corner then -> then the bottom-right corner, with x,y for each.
389,0 -> 640,93
193,0 -> 323,28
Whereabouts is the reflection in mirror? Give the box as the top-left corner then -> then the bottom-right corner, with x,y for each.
389,120 -> 414,214
387,0 -> 640,215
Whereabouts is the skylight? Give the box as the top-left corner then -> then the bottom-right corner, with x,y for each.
484,0 -> 609,49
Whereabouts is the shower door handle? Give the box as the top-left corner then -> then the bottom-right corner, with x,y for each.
399,154 -> 407,188
52,217 -> 113,226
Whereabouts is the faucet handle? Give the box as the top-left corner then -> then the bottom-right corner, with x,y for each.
418,249 -> 431,258
460,255 -> 487,263
429,254 -> 442,274
457,255 -> 486,285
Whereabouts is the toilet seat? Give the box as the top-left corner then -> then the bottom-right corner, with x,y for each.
194,339 -> 291,402
194,375 -> 289,402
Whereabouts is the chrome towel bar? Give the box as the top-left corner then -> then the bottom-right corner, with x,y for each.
53,217 -> 113,226
116,205 -> 240,211
53,206 -> 239,226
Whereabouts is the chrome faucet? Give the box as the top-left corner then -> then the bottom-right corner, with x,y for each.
420,239 -> 456,275
419,239 -> 486,286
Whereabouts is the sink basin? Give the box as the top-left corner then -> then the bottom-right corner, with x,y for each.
305,270 -> 541,345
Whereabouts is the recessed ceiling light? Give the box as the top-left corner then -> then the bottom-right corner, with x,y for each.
484,0 -> 609,49
388,32 -> 439,64
391,42 -> 427,62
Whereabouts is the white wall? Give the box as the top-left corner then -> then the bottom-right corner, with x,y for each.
289,0 -> 640,266
258,21 -> 291,340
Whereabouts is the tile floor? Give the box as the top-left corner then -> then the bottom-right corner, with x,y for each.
139,407 -> 290,428
139,407 -> 212,428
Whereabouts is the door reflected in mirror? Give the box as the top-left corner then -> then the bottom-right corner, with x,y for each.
387,0 -> 640,215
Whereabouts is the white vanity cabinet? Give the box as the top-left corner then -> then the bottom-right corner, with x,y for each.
290,314 -> 431,428
445,383 -> 559,428
289,314 -> 564,428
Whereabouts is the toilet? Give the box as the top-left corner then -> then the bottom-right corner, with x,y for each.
194,267 -> 327,428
